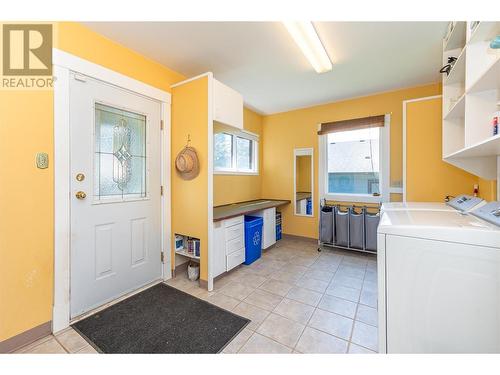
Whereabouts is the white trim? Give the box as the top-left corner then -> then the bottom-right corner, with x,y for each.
402,95 -> 443,202
170,72 -> 212,88
53,50 -> 171,333
161,101 -> 172,281
380,114 -> 391,203
323,193 -> 382,204
214,170 -> 259,176
318,124 -> 326,207
389,186 -> 404,194
207,73 -> 214,292
53,49 -> 170,104
497,156 -> 500,200
293,147 -> 314,217
53,65 -> 71,333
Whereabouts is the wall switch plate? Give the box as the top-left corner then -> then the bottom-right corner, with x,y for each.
36,152 -> 49,169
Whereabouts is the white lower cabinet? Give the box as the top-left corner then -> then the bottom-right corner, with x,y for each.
253,207 -> 276,249
213,215 -> 246,278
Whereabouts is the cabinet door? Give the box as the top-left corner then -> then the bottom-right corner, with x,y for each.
212,222 -> 226,278
263,208 -> 276,249
213,79 -> 243,129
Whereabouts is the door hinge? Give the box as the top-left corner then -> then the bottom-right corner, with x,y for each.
160,185 -> 164,196
160,120 -> 164,130
161,251 -> 165,263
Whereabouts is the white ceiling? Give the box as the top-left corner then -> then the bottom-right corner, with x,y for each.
84,22 -> 447,114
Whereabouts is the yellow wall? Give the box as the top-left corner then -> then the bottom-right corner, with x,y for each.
406,98 -> 479,201
296,155 -> 312,192
261,83 -> 442,239
213,108 -> 263,206
0,22 -> 185,343
171,76 -> 209,281
0,91 -> 54,342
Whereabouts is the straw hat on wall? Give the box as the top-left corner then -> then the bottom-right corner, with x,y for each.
175,146 -> 200,180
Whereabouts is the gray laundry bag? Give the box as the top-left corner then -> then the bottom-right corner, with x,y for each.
349,208 -> 364,249
335,207 -> 349,247
319,205 -> 334,244
365,212 -> 380,252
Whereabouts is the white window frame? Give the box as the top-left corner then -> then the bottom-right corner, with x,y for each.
213,130 -> 259,175
319,114 -> 390,204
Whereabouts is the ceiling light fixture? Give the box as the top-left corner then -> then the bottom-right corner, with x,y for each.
283,21 -> 332,73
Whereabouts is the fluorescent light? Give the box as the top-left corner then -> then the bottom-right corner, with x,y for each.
283,21 -> 332,73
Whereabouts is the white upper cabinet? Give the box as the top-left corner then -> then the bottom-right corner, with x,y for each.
213,78 -> 243,129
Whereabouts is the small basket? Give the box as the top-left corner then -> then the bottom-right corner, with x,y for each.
187,261 -> 200,281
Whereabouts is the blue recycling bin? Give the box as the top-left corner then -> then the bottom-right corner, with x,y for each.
306,198 -> 312,215
244,216 -> 263,265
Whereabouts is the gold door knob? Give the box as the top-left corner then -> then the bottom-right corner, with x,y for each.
75,191 -> 87,200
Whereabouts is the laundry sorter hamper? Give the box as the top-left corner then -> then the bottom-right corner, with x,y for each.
319,205 -> 334,244
318,203 -> 380,254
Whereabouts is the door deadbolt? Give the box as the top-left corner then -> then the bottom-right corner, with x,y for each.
76,173 -> 85,181
75,191 -> 87,200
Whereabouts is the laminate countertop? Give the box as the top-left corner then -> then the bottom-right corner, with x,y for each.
213,199 -> 291,222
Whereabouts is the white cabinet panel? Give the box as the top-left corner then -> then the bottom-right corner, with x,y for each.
213,221 -> 226,278
226,236 -> 244,255
254,207 -> 276,249
224,215 -> 244,227
227,248 -> 245,271
212,215 -> 246,278
213,79 -> 243,129
226,223 -> 244,241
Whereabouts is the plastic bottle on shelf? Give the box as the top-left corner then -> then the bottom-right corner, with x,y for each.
493,111 -> 499,136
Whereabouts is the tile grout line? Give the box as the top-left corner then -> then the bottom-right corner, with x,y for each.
52,334 -> 71,354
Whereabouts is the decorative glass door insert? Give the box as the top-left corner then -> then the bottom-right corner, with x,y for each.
94,103 -> 147,201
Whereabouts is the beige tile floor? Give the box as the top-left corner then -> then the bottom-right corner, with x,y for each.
168,236 -> 378,354
13,236 -> 377,354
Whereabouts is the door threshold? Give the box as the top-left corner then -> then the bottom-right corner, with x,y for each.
70,279 -> 162,325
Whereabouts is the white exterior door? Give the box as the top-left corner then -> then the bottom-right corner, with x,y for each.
70,73 -> 162,318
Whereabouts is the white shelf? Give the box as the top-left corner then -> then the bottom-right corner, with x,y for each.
444,47 -> 466,85
442,21 -> 500,181
444,22 -> 467,51
443,93 -> 465,120
445,134 -> 500,159
468,22 -> 500,45
175,248 -> 200,259
467,55 -> 500,94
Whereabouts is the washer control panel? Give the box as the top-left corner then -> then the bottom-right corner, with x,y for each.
471,201 -> 500,227
447,195 -> 484,212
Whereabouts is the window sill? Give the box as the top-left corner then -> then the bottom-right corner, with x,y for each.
214,170 -> 259,176
324,193 -> 381,204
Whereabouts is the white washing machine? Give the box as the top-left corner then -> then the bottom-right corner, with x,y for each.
377,203 -> 500,353
381,194 -> 484,214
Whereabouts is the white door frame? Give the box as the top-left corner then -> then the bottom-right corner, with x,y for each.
52,49 -> 172,333
402,95 -> 442,202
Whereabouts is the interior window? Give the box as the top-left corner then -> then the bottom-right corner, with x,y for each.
236,137 -> 253,170
214,131 -> 258,174
327,127 -> 380,195
214,133 -> 233,169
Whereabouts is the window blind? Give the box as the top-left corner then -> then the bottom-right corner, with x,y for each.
318,115 -> 385,135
